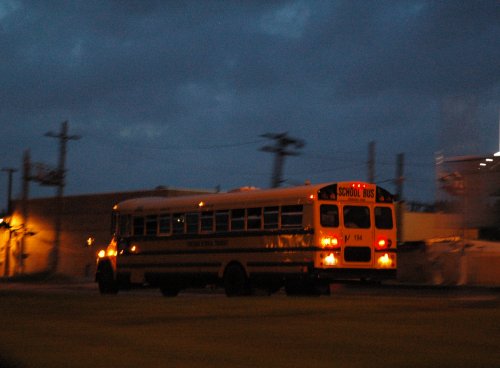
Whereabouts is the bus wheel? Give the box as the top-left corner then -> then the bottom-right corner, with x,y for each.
160,285 -> 180,297
97,266 -> 118,295
223,263 -> 250,297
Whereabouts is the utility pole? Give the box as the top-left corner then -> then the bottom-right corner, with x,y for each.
1,168 -> 17,214
394,153 -> 405,243
395,153 -> 405,201
260,133 -> 305,188
18,150 -> 31,275
2,167 -> 17,277
44,121 -> 81,274
367,141 -> 376,183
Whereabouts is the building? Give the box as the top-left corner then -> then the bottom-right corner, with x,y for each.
0,187 -> 213,280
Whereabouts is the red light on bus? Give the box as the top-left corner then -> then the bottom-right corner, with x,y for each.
375,237 -> 392,250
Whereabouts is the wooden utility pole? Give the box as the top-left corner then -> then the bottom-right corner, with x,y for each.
394,153 -> 405,242
260,133 -> 304,188
367,141 -> 376,183
1,167 -> 17,214
44,121 -> 81,274
395,153 -> 405,201
18,150 -> 31,274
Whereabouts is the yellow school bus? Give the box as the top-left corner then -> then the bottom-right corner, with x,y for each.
96,181 -> 396,296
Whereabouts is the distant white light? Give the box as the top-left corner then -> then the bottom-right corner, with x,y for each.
486,158 -> 494,162
480,163 -> 487,166
495,152 -> 500,157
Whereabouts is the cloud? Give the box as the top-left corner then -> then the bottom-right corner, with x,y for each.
259,1 -> 311,38
0,0 -> 498,205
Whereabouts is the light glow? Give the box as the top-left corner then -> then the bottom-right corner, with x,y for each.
97,249 -> 106,258
107,248 -> 117,257
377,253 -> 393,268
375,236 -> 391,250
324,253 -> 338,266
321,236 -> 339,247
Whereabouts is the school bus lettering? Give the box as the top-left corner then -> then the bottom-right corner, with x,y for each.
337,183 -> 376,202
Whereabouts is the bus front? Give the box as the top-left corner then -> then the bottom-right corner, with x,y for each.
315,182 -> 397,281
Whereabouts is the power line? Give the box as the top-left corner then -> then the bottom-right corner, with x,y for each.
84,131 -> 265,151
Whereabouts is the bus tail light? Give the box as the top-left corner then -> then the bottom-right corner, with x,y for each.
377,253 -> 394,268
321,235 -> 340,248
375,236 -> 392,250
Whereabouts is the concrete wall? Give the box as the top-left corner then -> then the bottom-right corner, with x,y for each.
401,211 -> 478,242
397,240 -> 500,286
398,211 -> 500,286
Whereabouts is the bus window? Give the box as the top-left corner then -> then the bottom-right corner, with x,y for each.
159,214 -> 171,235
281,205 -> 303,229
201,211 -> 214,232
145,215 -> 158,235
343,206 -> 370,229
320,205 -> 339,227
172,213 -> 185,234
215,210 -> 229,232
231,209 -> 245,231
119,215 -> 131,236
186,213 -> 199,234
375,207 -> 393,229
264,206 -> 279,229
133,216 -> 145,236
247,208 -> 262,230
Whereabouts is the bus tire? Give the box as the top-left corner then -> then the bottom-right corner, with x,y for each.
223,263 -> 250,297
97,264 -> 118,295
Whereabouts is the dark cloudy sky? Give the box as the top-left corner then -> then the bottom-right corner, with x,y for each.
0,0 -> 499,209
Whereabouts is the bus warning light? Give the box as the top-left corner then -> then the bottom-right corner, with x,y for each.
321,235 -> 339,248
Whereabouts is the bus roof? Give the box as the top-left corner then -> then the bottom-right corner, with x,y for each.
114,181 -> 392,213
115,182 -> 326,213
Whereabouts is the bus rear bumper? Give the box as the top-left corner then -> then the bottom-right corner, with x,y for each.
312,268 -> 397,282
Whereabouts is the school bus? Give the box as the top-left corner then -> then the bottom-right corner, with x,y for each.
96,181 -> 397,296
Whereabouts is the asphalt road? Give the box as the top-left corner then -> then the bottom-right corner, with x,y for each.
0,281 -> 499,368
